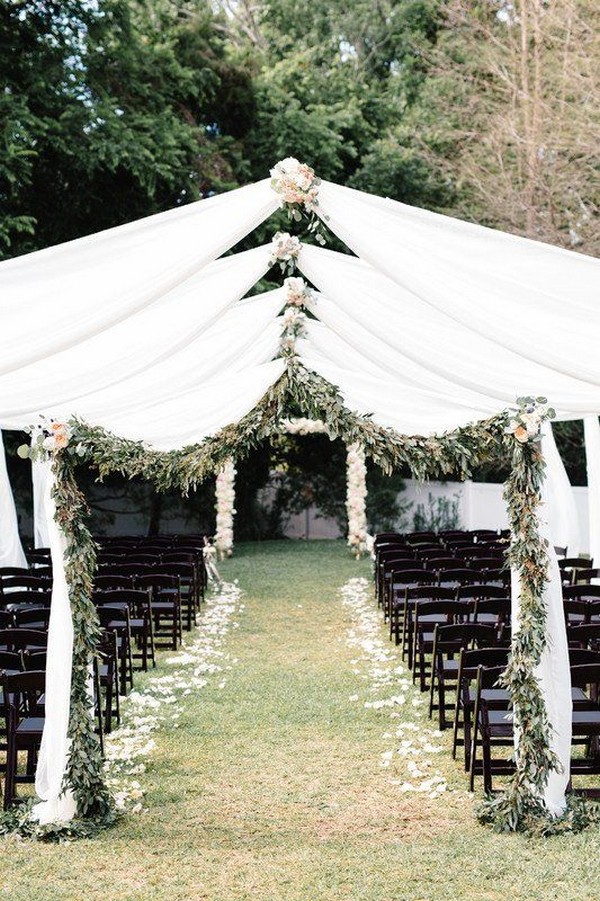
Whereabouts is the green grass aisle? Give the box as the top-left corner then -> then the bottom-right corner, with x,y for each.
1,541 -> 599,901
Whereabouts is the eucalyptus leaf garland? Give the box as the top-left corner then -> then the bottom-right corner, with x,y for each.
52,454 -> 113,822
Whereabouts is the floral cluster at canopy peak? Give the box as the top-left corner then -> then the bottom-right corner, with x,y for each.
346,443 -> 370,558
505,396 -> 556,444
270,158 -> 328,246
270,158 -> 320,213
215,458 -> 236,559
269,232 -> 302,276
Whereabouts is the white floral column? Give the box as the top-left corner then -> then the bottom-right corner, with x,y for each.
346,443 -> 368,558
215,458 -> 236,559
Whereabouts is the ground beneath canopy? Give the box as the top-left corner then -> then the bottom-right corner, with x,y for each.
2,541 -> 598,901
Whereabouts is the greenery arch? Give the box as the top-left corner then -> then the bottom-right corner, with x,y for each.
28,360 -> 570,838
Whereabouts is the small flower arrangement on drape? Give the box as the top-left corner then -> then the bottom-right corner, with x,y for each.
278,272 -> 311,359
215,458 -> 236,559
283,276 -> 313,308
269,232 -> 302,275
346,443 -> 369,558
506,396 -> 555,444
270,158 -> 320,214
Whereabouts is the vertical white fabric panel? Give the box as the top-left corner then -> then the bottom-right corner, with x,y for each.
32,459 -> 50,549
31,460 -> 76,824
584,415 -> 600,565
541,423 -> 581,554
511,425 -> 571,815
0,430 -> 27,568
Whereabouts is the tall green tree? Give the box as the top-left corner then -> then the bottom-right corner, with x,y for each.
217,0 -> 445,202
0,0 -> 254,258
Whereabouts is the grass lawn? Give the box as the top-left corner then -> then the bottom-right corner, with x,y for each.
1,540 -> 599,901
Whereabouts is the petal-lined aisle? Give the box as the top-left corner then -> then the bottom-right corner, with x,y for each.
1,542 -> 597,901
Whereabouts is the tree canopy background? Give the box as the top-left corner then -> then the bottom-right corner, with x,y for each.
2,0 -> 598,536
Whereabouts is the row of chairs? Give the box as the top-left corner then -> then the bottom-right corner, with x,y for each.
0,533 -> 209,808
374,530 -> 600,796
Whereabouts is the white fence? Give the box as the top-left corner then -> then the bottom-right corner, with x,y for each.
284,479 -> 593,556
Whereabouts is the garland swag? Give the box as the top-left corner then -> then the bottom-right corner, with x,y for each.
14,374 -> 599,838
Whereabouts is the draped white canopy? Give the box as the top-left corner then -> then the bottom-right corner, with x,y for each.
1,178 -> 600,441
1,171 -> 600,824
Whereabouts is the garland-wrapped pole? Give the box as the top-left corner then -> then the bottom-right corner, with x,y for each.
215,458 -> 236,559
4,421 -> 113,839
478,397 -> 598,833
54,455 -> 113,821
346,443 -> 368,558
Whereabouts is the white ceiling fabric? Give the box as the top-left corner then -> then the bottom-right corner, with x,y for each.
0,178 -> 276,374
315,181 -> 600,386
89,359 -> 287,451
0,252 -> 278,429
1,174 -> 600,447
297,245 -> 600,418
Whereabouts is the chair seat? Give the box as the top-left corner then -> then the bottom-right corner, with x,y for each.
440,660 -> 459,676
469,687 -> 509,703
485,710 -> 514,737
572,710 -> 600,732
16,717 -> 44,736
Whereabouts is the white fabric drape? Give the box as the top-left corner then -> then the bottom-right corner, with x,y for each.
0,180 -> 277,375
31,459 -> 76,824
3,182 -> 600,442
298,245 -> 600,420
584,416 -> 600,565
0,249 -> 277,434
32,459 -> 50,549
541,424 -> 580,555
316,181 -> 600,386
0,430 -> 27,568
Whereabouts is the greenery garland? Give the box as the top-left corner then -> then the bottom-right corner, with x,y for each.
13,370 -> 600,838
53,453 -> 114,823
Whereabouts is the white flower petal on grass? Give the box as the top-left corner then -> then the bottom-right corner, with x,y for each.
104,580 -> 243,815
340,575 -> 450,804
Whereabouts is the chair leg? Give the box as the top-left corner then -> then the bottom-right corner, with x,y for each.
463,702 -> 474,771
418,642 -> 428,693
429,665 -> 437,720
451,698 -> 461,759
438,676 -> 447,731
149,615 -> 156,667
469,729 -> 478,791
4,722 -> 16,810
481,723 -> 493,795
